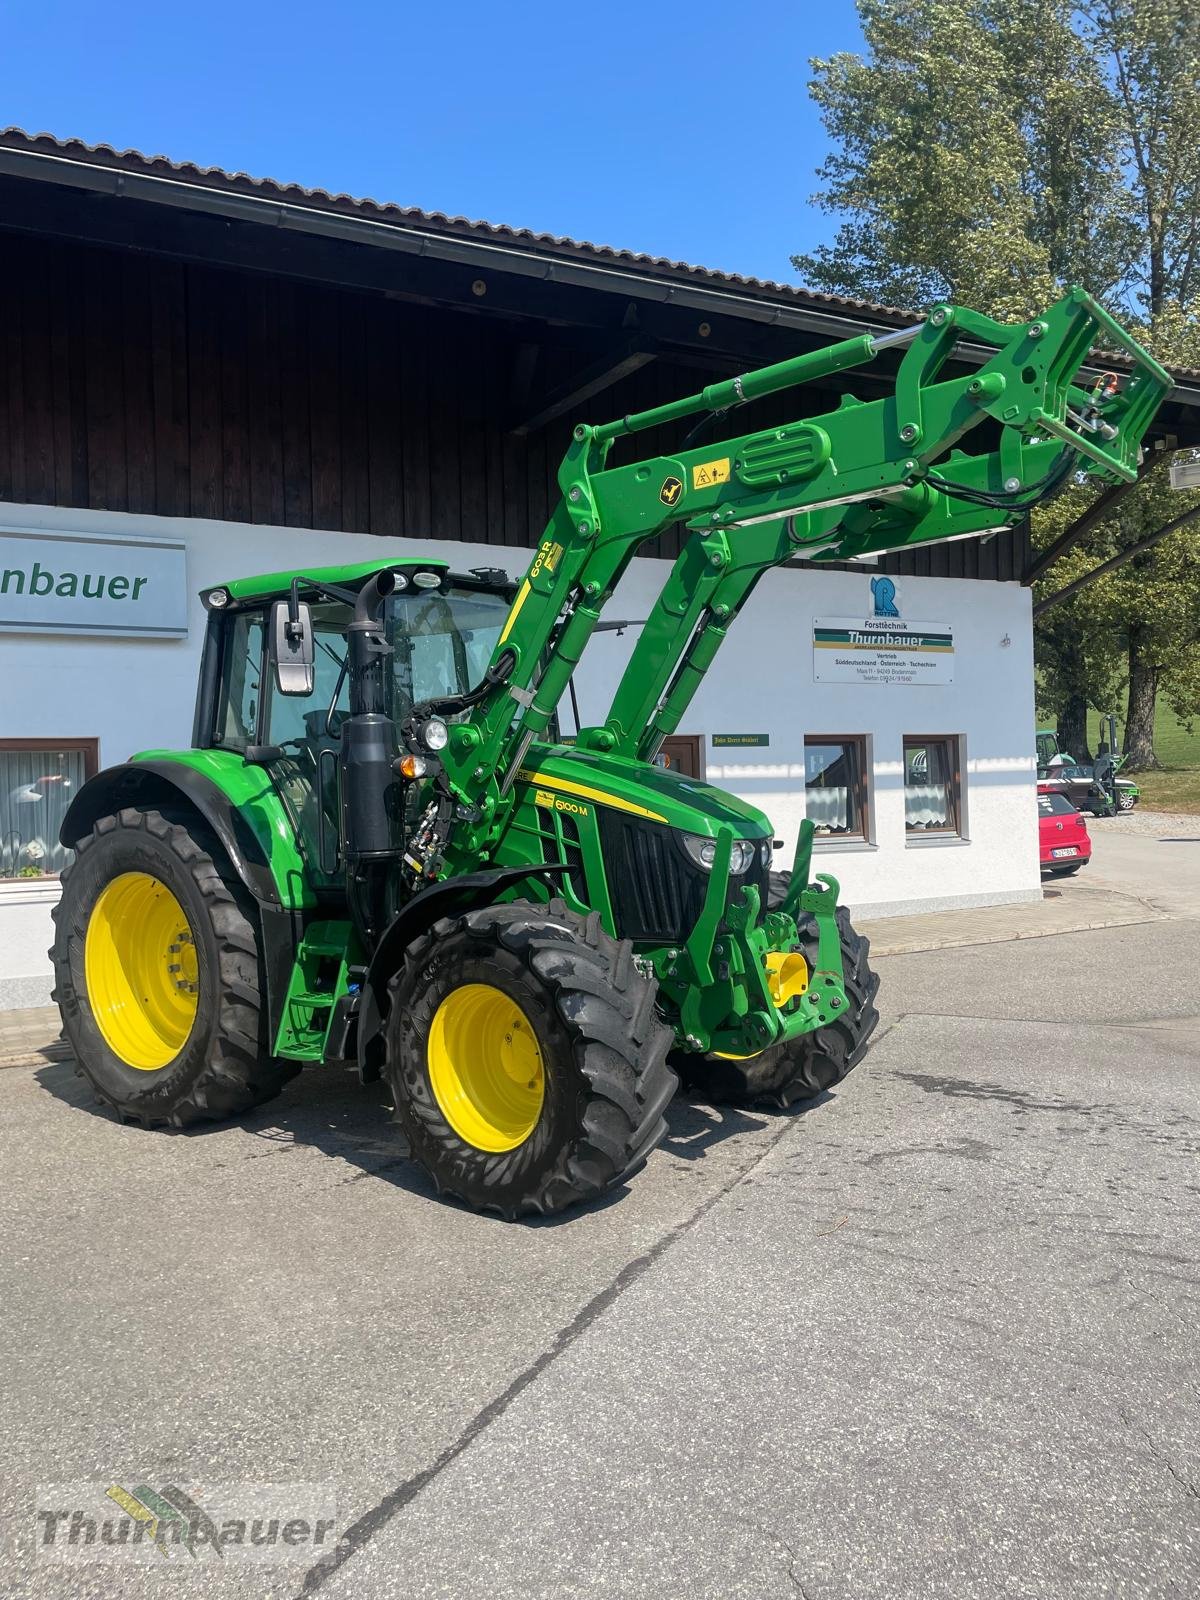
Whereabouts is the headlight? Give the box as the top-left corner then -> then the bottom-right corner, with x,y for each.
729,840 -> 756,875
421,718 -> 449,752
681,834 -> 758,874
207,588 -> 229,609
760,840 -> 772,868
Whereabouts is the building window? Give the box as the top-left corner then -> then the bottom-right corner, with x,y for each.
804,736 -> 869,840
904,736 -> 962,835
0,739 -> 99,880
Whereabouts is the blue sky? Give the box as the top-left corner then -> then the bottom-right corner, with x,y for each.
0,0 -> 864,285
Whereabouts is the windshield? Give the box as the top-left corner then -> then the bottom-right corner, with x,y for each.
213,583 -> 514,754
385,586 -> 513,719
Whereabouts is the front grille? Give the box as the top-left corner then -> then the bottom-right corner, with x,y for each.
596,812 -> 768,943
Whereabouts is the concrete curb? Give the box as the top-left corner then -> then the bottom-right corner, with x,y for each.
866,910 -> 1163,958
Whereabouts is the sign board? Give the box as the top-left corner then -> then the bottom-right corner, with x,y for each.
813,617 -> 953,686
711,733 -> 770,748
0,529 -> 189,638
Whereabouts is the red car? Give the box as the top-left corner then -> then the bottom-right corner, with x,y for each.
1038,787 -> 1092,875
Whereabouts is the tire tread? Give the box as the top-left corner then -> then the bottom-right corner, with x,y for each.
51,806 -> 297,1128
384,897 -> 676,1219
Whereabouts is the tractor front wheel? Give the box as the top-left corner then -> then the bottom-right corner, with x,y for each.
684,880 -> 880,1109
384,899 -> 676,1218
51,807 -> 297,1126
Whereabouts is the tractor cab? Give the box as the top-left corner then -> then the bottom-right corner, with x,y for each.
196,559 -> 516,886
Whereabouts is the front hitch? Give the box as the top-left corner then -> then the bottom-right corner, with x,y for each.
659,823 -> 851,1057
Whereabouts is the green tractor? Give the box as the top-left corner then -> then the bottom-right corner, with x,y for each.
52,290 -> 1170,1218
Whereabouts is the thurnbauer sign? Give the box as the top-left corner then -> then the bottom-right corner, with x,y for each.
0,529 -> 189,637
813,617 -> 954,686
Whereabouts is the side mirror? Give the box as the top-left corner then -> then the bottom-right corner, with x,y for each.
269,599 -> 315,696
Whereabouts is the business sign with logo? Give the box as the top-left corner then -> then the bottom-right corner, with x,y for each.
711,733 -> 770,748
0,529 -> 189,638
813,617 -> 954,685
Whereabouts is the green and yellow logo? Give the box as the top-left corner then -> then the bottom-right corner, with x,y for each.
105,1483 -> 222,1558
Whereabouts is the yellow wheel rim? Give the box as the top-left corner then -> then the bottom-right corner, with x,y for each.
427,983 -> 546,1152
84,872 -> 200,1070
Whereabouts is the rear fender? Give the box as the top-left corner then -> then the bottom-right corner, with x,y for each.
59,754 -> 313,910
58,756 -> 310,1043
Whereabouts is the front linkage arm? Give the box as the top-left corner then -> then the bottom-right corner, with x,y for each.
591,289 -> 1170,766
441,288 -> 1169,875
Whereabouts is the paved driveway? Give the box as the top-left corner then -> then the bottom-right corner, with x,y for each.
1,827 -> 1197,1599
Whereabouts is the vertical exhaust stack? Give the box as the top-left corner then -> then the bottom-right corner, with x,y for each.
342,569 -> 403,861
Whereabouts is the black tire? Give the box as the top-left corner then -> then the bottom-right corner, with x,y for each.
1117,791 -> 1136,812
384,899 -> 676,1219
684,871 -> 880,1108
51,806 -> 298,1127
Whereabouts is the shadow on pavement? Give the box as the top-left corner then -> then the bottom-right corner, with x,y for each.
32,1054 -> 812,1224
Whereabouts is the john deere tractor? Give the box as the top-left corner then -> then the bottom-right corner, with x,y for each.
51,290 -> 1170,1217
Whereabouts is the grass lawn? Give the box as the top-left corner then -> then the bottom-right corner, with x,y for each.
1088,704 -> 1200,813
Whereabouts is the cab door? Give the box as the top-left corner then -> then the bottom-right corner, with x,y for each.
215,603 -> 351,889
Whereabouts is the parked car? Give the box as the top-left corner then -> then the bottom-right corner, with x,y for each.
1038,788 -> 1092,875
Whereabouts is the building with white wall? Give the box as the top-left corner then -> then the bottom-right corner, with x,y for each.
1,129 -> 1195,1007
1,500 -> 1036,1006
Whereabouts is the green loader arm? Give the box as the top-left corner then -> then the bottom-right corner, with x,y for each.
442,288 -> 1169,823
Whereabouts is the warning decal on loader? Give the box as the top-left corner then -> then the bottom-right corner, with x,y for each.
692,457 -> 730,490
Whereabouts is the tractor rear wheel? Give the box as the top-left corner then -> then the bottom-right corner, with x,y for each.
384,899 -> 676,1218
684,873 -> 880,1108
51,807 -> 297,1126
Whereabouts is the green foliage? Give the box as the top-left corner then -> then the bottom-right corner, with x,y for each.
798,0 -> 1200,322
797,0 -> 1200,762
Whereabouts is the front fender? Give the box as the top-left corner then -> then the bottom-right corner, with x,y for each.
356,864 -> 565,1081
59,750 -> 315,911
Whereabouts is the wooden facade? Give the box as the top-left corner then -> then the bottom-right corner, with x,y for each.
0,225 -> 1031,579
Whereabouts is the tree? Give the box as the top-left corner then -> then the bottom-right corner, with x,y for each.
1095,464 -> 1200,764
796,0 -> 1133,316
1078,1 -> 1200,320
1030,486 -> 1127,760
796,0 -> 1200,766
1028,444 -> 1200,766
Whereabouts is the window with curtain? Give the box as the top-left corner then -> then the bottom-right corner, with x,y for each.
903,736 -> 962,835
0,741 -> 98,879
804,737 -> 869,839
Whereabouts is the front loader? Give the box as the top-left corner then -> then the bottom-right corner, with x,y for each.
52,289 -> 1170,1217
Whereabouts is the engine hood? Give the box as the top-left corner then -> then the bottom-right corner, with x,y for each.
516,742 -> 771,838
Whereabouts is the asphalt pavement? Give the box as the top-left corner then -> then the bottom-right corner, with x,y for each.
1,823 -> 1197,1599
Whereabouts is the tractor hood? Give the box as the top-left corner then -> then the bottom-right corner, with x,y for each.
516,742 -> 771,839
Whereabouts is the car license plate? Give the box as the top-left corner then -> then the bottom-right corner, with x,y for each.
1051,847 -> 1078,858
